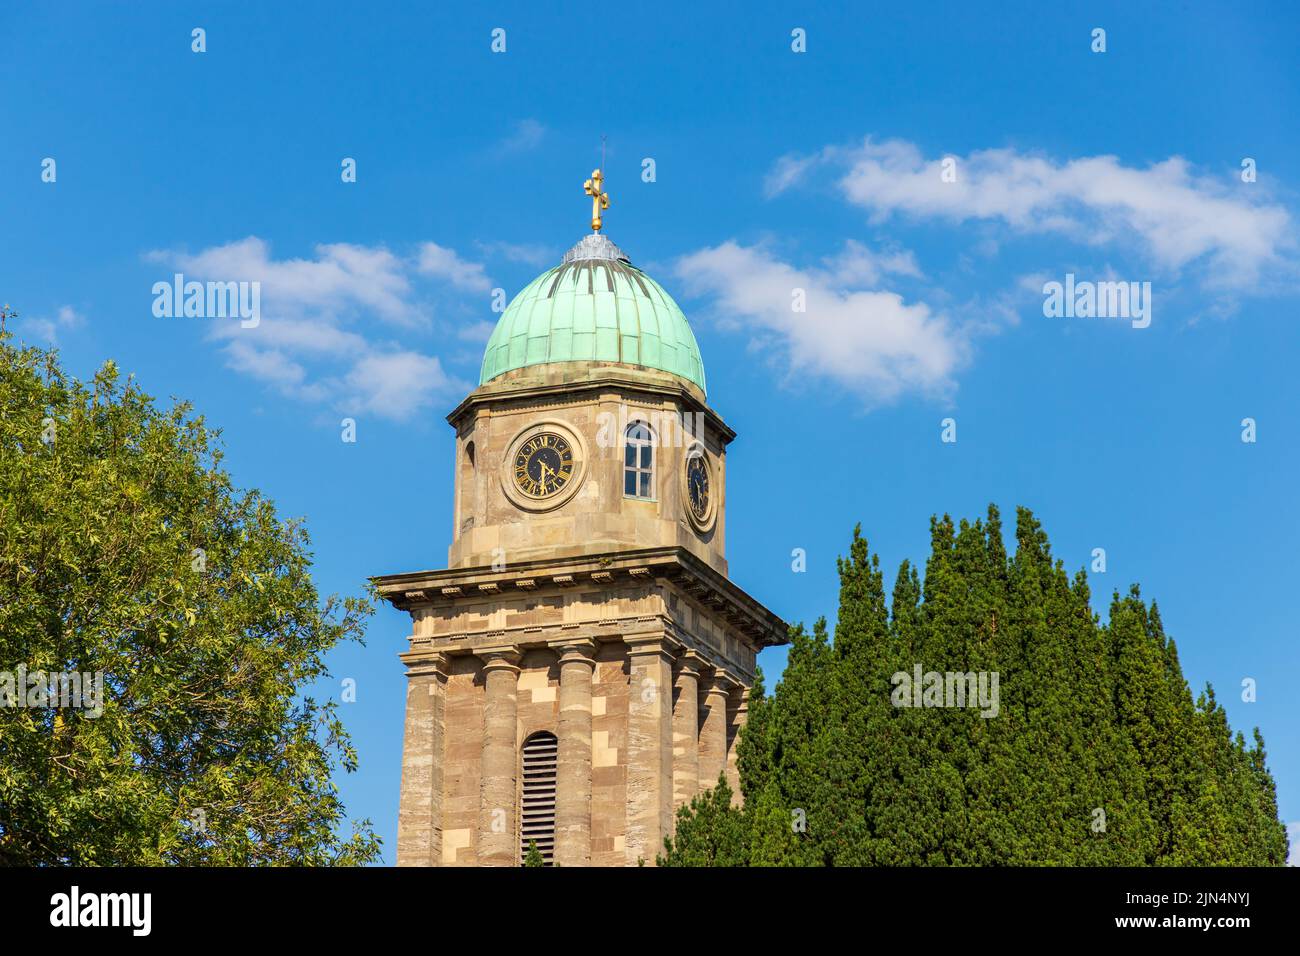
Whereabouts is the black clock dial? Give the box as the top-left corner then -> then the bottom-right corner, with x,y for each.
513,433 -> 574,498
686,453 -> 710,520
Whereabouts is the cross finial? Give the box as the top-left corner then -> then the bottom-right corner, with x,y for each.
583,168 -> 609,232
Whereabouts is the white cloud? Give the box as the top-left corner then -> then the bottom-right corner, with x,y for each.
457,319 -> 497,343
224,340 -> 315,394
475,239 -> 555,269
16,305 -> 83,344
416,242 -> 493,293
341,352 -> 456,420
765,151 -> 828,198
675,240 -> 964,404
144,238 -> 483,421
1288,822 -> 1299,866
771,138 -> 1296,290
153,237 -> 418,325
499,119 -> 546,153
825,240 -> 923,286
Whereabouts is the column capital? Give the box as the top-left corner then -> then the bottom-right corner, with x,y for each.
624,632 -> 680,663
399,649 -> 447,679
675,648 -> 706,677
475,645 -> 521,673
554,638 -> 598,667
702,668 -> 740,696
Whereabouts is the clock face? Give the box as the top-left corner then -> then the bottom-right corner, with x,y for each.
513,433 -> 574,498
686,453 -> 710,520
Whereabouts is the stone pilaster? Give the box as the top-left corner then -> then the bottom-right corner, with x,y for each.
672,651 -> 703,809
396,650 -> 446,866
698,670 -> 731,793
624,633 -> 675,865
726,684 -> 749,807
555,639 -> 596,868
476,646 -> 520,867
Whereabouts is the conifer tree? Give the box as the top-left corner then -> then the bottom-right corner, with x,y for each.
821,526 -> 892,865
657,776 -> 748,867
661,508 -> 1286,867
1245,728 -> 1289,864
873,558 -> 933,865
753,619 -> 836,865
744,781 -> 807,867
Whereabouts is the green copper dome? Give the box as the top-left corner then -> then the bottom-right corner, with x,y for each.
479,234 -> 706,394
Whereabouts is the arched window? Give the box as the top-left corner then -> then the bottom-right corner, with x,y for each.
519,731 -> 557,865
624,422 -> 655,499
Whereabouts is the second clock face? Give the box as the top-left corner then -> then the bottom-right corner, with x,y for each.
513,433 -> 574,498
686,453 -> 710,520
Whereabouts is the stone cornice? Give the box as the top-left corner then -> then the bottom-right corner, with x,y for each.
406,613 -> 666,650
372,546 -> 788,650
396,621 -> 746,685
445,371 -> 736,445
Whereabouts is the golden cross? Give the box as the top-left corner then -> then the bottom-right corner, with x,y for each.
583,169 -> 610,232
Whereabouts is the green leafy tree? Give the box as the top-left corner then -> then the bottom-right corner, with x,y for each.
0,332 -> 380,865
523,841 -> 545,867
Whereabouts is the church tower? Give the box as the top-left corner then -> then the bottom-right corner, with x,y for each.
374,169 -> 787,866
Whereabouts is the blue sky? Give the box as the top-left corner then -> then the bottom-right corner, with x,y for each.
3,2 -> 1298,865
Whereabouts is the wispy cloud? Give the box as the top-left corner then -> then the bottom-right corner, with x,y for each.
341,351 -> 457,419
475,239 -> 556,269
770,137 -> 1296,291
499,118 -> 546,153
675,240 -> 966,405
149,237 -> 419,325
457,320 -> 497,343
143,237 -> 489,421
416,242 -> 493,293
16,305 -> 84,345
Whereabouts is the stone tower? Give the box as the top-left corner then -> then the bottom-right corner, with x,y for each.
375,193 -> 787,867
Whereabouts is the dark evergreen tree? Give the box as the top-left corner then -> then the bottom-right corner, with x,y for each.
821,526 -> 893,865
661,508 -> 1286,868
657,776 -> 748,867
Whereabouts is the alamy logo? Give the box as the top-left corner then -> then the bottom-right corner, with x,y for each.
1042,273 -> 1151,329
891,664 -> 1000,718
49,886 -> 151,936
594,405 -> 706,449
0,666 -> 104,718
152,272 -> 260,328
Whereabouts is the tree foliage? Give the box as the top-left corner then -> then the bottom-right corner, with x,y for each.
0,333 -> 380,865
657,775 -> 749,867
664,506 -> 1287,866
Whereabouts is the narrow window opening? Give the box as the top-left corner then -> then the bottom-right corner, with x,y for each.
520,731 -> 557,865
623,422 -> 655,500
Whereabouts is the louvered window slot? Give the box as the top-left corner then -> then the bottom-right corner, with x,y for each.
520,731 -> 558,865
